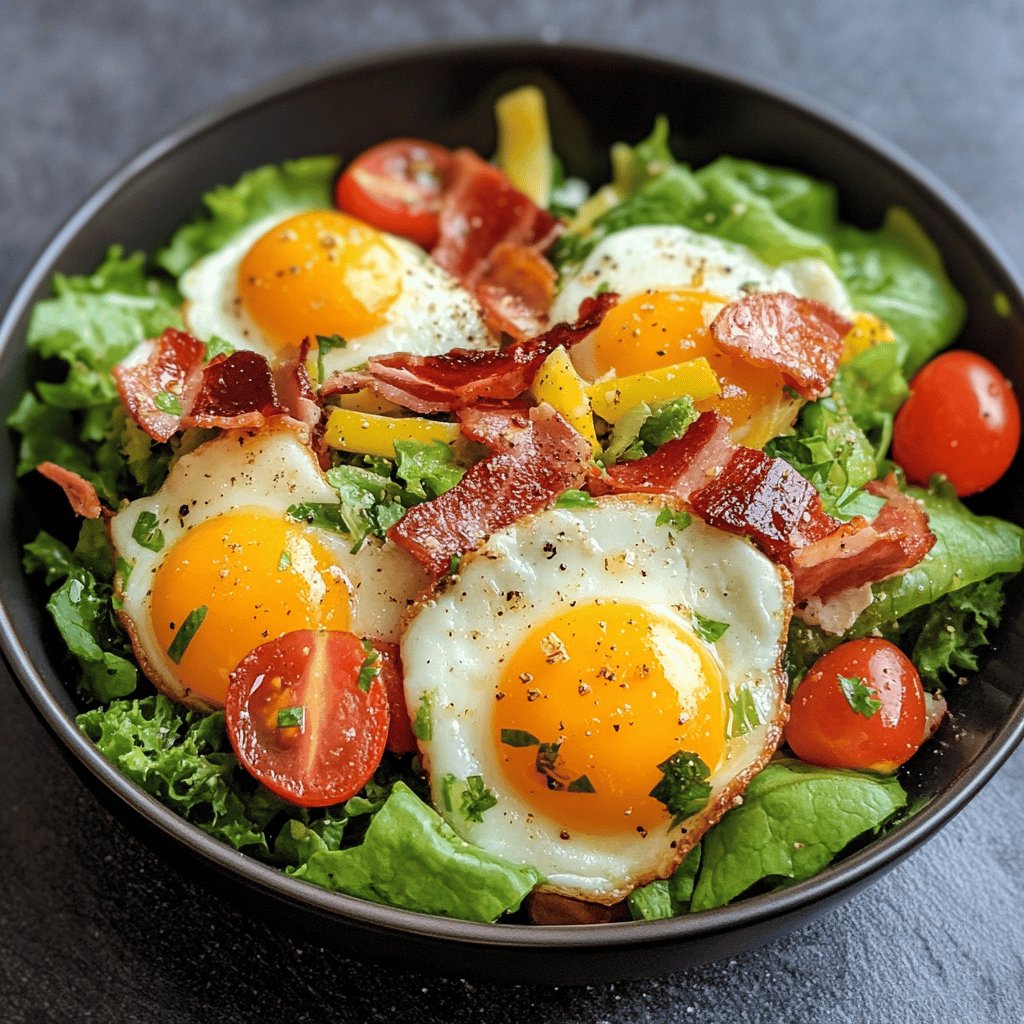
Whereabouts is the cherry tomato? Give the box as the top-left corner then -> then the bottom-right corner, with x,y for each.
785,638 -> 926,773
225,630 -> 389,807
374,640 -> 417,755
335,139 -> 452,248
892,350 -> 1020,497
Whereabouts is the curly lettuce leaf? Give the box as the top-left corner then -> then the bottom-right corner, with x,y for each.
628,844 -> 701,920
78,696 -> 281,851
765,393 -> 883,521
8,246 -> 182,503
24,521 -> 137,701
689,761 -> 906,911
831,343 -> 909,459
289,782 -> 541,922
157,156 -> 340,275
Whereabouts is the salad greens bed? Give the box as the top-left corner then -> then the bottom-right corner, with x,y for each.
10,120 -> 1024,925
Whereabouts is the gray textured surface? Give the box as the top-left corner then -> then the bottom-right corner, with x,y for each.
2,1 -> 1024,1020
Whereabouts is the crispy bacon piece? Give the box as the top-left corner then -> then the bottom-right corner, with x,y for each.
322,292 -> 617,414
526,891 -> 631,926
185,350 -> 285,430
36,462 -> 102,519
688,446 -> 841,562
429,149 -> 562,345
113,328 -> 206,442
388,404 -> 591,577
588,413 -> 934,619
431,149 -> 561,288
710,292 -> 850,400
589,411 -> 734,500
114,328 -> 323,442
791,475 -> 936,606
475,242 -> 558,342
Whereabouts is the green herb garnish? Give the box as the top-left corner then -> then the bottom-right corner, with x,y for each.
555,489 -> 598,509
153,391 -> 182,416
838,674 -> 882,718
649,750 -> 712,828
567,775 -> 596,793
357,639 -> 380,693
167,605 -> 208,664
132,511 -> 165,552
693,613 -> 729,644
656,507 -> 692,531
316,333 -> 347,382
277,705 -> 305,729
500,728 -> 541,747
459,775 -> 498,823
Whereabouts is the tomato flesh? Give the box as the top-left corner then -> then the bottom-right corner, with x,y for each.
785,638 -> 926,773
226,630 -> 389,807
335,139 -> 451,248
892,349 -> 1020,496
375,640 -> 417,754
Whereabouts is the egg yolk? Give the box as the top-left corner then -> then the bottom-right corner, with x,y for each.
150,510 -> 350,706
237,210 -> 403,353
585,289 -> 797,446
493,601 -> 726,837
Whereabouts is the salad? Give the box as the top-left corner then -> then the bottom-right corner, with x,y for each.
11,85 -> 1023,926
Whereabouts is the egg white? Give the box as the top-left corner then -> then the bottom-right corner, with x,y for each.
110,426 -> 428,710
180,211 -> 495,375
401,495 -> 791,902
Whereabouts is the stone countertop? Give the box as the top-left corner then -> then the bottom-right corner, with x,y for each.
2,1 -> 1023,1020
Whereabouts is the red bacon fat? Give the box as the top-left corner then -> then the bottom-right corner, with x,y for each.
322,292 -> 617,414
388,404 -> 592,578
710,292 -> 850,400
36,462 -> 103,519
431,148 -> 561,341
114,328 -> 319,443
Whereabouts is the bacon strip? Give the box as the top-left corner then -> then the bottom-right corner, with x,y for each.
790,475 -> 935,605
113,328 -> 206,442
36,462 -> 102,519
710,292 -> 850,400
322,292 -> 617,414
588,412 -> 935,618
475,242 -> 558,342
114,328 -> 321,443
388,404 -> 591,577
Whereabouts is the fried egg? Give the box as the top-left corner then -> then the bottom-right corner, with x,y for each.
401,495 -> 791,903
109,427 -> 428,711
551,226 -> 851,447
181,209 -> 494,375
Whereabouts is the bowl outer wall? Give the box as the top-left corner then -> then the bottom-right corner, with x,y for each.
2,41 -> 1024,982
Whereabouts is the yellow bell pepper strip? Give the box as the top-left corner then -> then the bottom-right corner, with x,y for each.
530,347 -> 599,452
586,358 -> 720,423
325,408 -> 462,459
494,86 -> 553,208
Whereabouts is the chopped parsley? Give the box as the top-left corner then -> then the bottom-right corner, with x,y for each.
567,774 -> 596,794
459,775 -> 498,823
500,728 -> 541,747
204,335 -> 236,360
649,750 -> 712,828
286,502 -> 349,535
153,390 -> 182,416
693,612 -> 730,644
167,605 -> 208,664
357,639 -> 380,693
276,550 -> 292,571
277,705 -> 305,729
131,511 -> 165,552
595,280 -> 611,295
555,489 -> 598,509
536,740 -> 569,790
316,333 -> 347,381
412,692 -> 434,741
728,686 -> 761,739
838,674 -> 882,718
656,507 -> 692,531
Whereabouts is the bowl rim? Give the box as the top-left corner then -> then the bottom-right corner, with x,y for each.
3,37 -> 1024,951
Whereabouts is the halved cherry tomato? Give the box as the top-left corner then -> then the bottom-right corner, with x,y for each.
785,638 -> 926,773
892,350 -> 1020,496
335,139 -> 452,248
225,630 -> 389,807
374,640 -> 417,755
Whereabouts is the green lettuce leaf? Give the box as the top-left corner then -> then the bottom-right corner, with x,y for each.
786,483 -> 1024,680
689,760 -> 906,912
765,393 -> 883,521
833,209 -> 966,376
393,439 -> 466,500
25,522 -> 137,701
289,782 -> 541,922
9,246 -> 183,503
831,343 -> 909,459
77,696 -> 281,851
599,396 -> 698,466
627,844 -> 701,920
157,156 -> 340,275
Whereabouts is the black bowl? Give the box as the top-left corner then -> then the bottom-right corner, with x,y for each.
3,41 -> 1024,985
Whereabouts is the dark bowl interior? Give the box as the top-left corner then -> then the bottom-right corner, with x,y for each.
2,42 -> 1024,985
